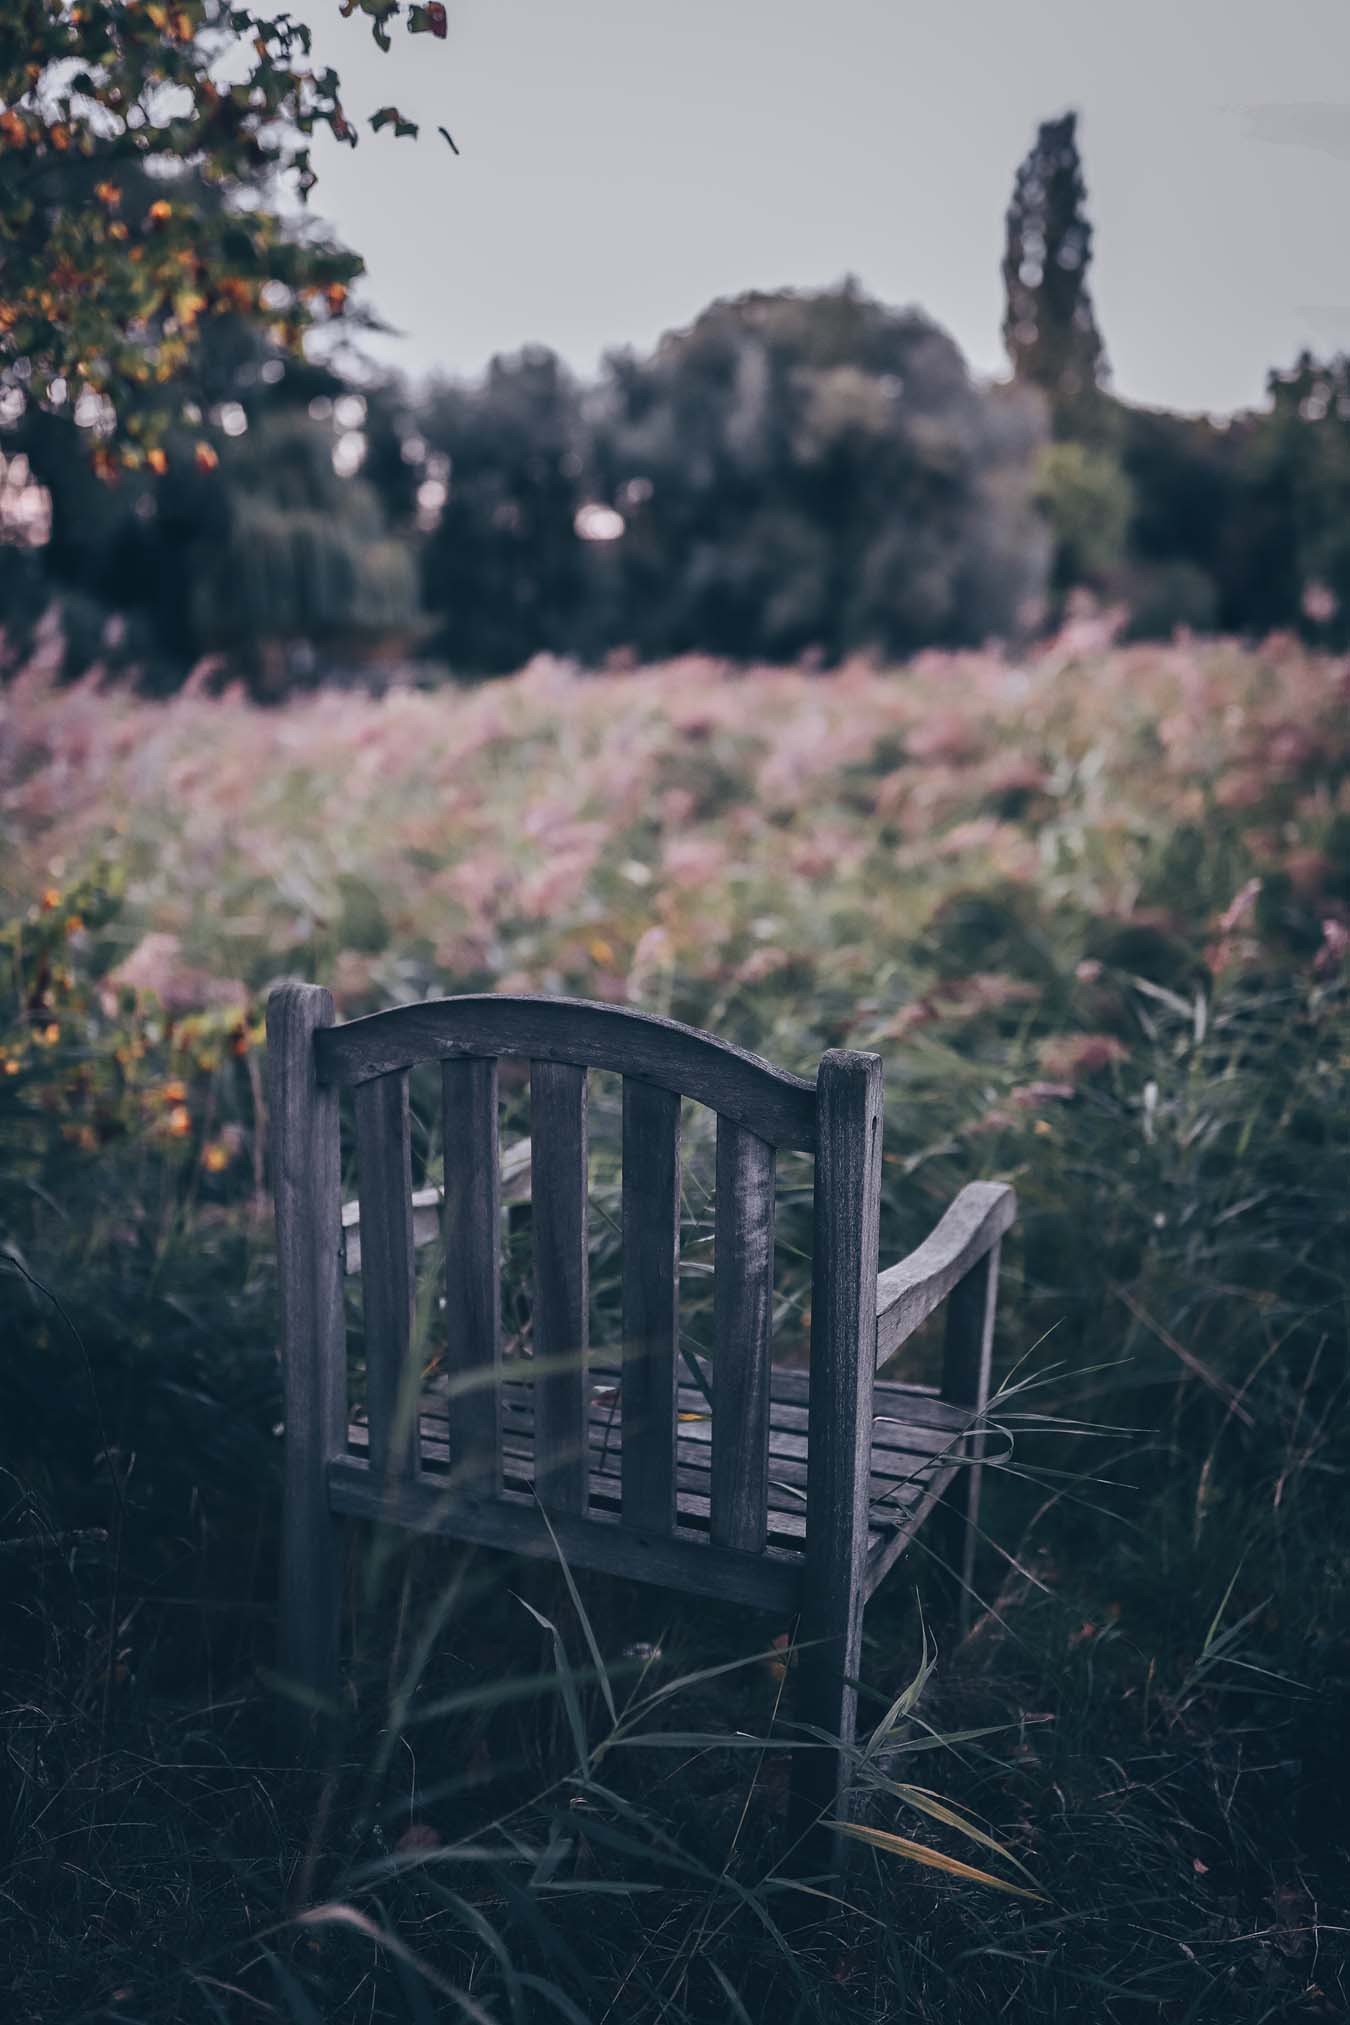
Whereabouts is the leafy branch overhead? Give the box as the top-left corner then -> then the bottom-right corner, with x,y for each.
0,0 -> 454,466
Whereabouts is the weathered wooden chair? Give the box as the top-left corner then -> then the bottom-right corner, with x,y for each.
268,985 -> 1014,1844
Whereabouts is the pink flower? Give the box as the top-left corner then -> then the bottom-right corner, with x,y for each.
734,946 -> 790,985
1217,878 -> 1262,935
1315,918 -> 1350,975
105,933 -> 246,1013
906,711 -> 981,766
662,835 -> 730,888
1010,1080 -> 1076,1108
1037,1033 -> 1128,1081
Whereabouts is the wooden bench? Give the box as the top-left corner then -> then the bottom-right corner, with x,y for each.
268,986 -> 1014,1850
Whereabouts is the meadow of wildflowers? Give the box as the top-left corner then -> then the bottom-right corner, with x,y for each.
1,624 -> 1348,2020
7,619 -> 1350,1031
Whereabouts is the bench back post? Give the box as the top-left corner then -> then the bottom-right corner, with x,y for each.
794,1048 -> 884,1854
353,1069 -> 418,1483
531,1061 -> 592,1513
442,1057 -> 503,1491
620,1080 -> 682,1532
267,983 -> 346,1711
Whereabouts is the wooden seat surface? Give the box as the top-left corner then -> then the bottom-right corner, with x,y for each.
346,1360 -> 971,1597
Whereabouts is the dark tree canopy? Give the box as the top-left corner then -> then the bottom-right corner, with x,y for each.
1002,112 -> 1108,439
418,348 -> 592,674
583,284 -> 1050,665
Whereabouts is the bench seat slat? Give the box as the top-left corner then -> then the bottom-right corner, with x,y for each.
328,1457 -> 808,1613
345,1363 -> 969,1568
414,1365 -> 968,1459
348,1412 -> 950,1536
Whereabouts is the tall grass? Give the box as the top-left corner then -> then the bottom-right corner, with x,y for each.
2,625 -> 1348,2019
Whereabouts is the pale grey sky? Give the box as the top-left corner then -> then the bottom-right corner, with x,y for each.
289,0 -> 1350,414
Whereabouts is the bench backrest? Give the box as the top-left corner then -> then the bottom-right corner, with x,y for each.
270,988 -> 883,1575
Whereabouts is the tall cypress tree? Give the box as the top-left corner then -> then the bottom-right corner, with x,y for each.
1002,113 -> 1108,439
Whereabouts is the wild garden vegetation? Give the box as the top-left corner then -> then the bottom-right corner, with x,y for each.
7,11 -> 1349,2016
2,620 -> 1347,2020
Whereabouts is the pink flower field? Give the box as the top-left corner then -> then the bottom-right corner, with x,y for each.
6,628 -> 1349,1067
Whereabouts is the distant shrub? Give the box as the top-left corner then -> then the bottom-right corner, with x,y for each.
1122,558 -> 1220,639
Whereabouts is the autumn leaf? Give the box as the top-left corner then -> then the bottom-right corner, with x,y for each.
371,106 -> 419,139
408,2 -> 448,36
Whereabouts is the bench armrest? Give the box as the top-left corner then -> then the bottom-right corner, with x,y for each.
341,1136 -> 532,1276
875,1181 -> 1015,1369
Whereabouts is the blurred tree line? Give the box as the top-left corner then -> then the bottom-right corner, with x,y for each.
1004,113 -> 1327,642
3,110 -> 1348,687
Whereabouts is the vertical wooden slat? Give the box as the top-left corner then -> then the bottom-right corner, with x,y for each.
621,1080 -> 681,1532
354,1070 -> 418,1483
530,1061 -> 589,1515
793,1049 -> 884,1866
710,1118 -> 775,1552
442,1057 -> 502,1492
267,983 -> 346,1712
935,1239 -> 1000,1634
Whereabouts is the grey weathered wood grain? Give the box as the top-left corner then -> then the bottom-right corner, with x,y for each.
710,1119 -> 775,1553
341,1136 -> 531,1277
875,1181 -> 1015,1367
442,1057 -> 501,1490
933,1238 -> 1002,1634
705,1359 -> 970,1438
621,1080 -> 681,1531
277,980 -> 1017,1852
349,1402 -> 944,1548
328,1456 -> 803,1613
267,983 -> 346,1714
530,1061 -> 590,1515
794,1049 -> 885,1862
413,1362 -> 967,1456
314,995 -> 817,1149
410,1364 -> 964,1466
354,1070 -> 418,1482
505,1444 -> 812,1542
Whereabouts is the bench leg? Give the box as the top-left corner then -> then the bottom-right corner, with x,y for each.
281,1437 -> 344,1718
269,983 -> 347,1732
934,1240 -> 1000,1638
790,1584 -> 865,1874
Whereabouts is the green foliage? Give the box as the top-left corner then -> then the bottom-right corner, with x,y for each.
1002,112 -> 1109,441
411,288 -> 1053,675
1117,400 -> 1297,637
4,639 -> 1350,2016
190,410 -> 423,679
1034,437 -> 1134,595
3,638 -> 1350,2015
0,867 -> 277,1526
1263,351 -> 1350,643
582,283 -> 1049,665
3,317 -> 423,687
418,346 -> 592,675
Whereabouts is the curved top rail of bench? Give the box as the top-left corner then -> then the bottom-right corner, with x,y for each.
313,994 -> 820,1149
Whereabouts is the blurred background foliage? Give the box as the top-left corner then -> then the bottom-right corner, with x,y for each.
5,112 -> 1350,689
